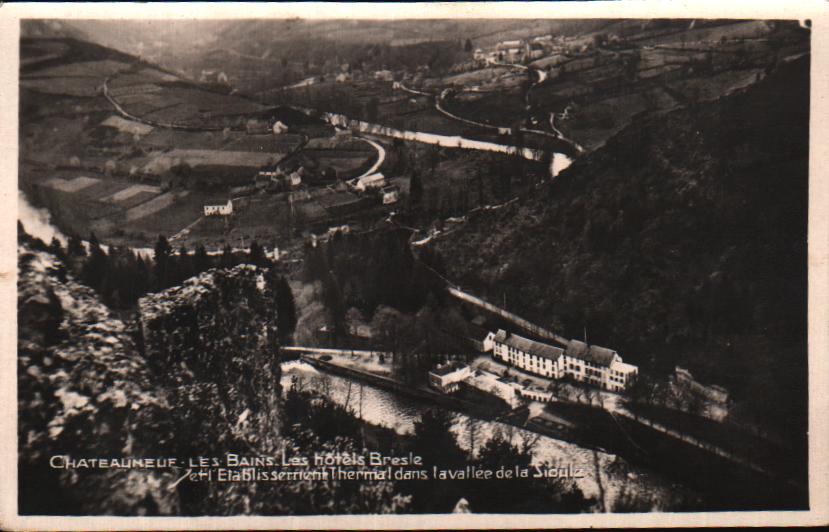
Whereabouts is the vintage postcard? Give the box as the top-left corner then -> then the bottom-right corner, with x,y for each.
1,1 -> 827,529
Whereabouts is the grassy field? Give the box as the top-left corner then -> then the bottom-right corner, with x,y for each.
141,148 -> 286,175
20,77 -> 103,98
667,68 -> 765,102
22,59 -> 132,79
109,81 -> 269,128
107,68 -> 180,87
447,90 -> 528,128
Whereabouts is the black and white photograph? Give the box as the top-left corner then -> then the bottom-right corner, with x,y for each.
4,1 -> 828,529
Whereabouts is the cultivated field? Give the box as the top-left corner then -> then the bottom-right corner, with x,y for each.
141,148 -> 286,175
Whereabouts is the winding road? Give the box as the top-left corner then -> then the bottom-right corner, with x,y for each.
353,136 -> 386,180
399,62 -> 584,155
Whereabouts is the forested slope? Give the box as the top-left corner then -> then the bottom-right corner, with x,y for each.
434,56 -> 809,442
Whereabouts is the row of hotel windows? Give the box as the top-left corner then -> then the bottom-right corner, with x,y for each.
502,348 -> 629,384
501,346 -> 628,373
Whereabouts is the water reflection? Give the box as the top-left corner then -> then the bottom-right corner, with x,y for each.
280,360 -> 685,509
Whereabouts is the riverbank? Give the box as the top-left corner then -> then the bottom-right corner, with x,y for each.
281,358 -> 698,511
298,350 -> 805,511
300,354 -> 509,421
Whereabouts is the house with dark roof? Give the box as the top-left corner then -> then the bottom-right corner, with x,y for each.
484,329 -> 637,392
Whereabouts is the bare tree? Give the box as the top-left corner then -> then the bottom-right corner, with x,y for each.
466,416 -> 479,457
592,450 -> 606,512
518,431 -> 541,456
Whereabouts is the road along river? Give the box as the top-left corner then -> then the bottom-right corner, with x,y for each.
280,359 -> 696,511
16,193 -> 694,511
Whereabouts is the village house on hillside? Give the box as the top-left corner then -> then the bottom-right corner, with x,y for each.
484,329 -> 638,392
200,69 -> 229,85
381,184 -> 399,204
203,197 -> 233,216
496,40 -> 526,61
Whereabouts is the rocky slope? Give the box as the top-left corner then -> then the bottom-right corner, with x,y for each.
19,241 -> 407,515
18,242 -> 177,515
433,56 -> 809,443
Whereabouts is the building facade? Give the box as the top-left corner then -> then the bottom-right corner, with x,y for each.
428,363 -> 472,394
203,199 -> 233,216
484,329 -> 638,392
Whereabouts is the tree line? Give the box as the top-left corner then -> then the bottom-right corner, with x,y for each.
284,373 -> 596,514
20,225 -> 297,342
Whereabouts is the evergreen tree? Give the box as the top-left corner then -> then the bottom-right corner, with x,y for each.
464,38 -> 473,52
322,269 -> 346,338
153,235 -> 172,290
412,409 -> 466,467
365,97 -> 379,122
220,243 -> 235,269
248,241 -> 266,267
48,237 -> 65,260
177,245 -> 193,283
67,234 -> 86,257
274,275 -> 298,343
409,170 -> 423,209
81,232 -> 108,291
404,408 -> 468,512
133,254 -> 151,303
193,244 -> 211,274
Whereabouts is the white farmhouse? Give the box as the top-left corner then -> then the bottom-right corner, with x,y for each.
203,198 -> 233,216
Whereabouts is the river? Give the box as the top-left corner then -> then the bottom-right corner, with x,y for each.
280,360 -> 694,511
15,195 -> 690,510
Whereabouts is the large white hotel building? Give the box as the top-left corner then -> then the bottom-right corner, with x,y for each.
484,329 -> 638,392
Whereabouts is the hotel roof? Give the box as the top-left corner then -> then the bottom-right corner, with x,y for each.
493,329 -> 564,361
566,339 -> 617,367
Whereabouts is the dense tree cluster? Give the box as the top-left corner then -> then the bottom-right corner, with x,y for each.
399,408 -> 593,513
41,232 -> 297,327
304,227 -> 447,327
18,237 -> 408,515
433,57 -> 810,445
